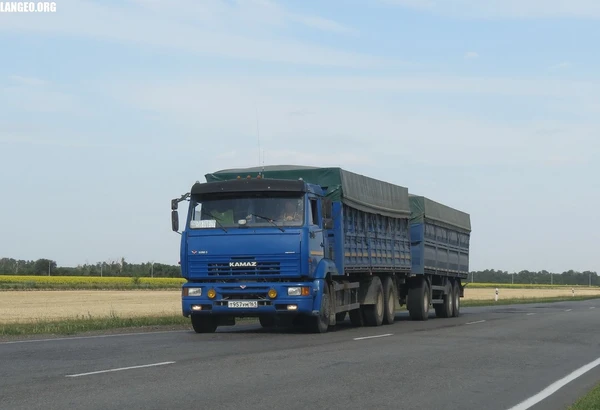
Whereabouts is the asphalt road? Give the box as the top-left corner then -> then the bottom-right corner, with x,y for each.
1,299 -> 599,410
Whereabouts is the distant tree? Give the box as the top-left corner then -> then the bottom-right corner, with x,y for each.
33,259 -> 57,275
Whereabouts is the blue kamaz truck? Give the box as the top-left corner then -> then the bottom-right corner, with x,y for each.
170,165 -> 471,333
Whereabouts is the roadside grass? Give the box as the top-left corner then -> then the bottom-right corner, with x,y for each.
569,383 -> 600,410
0,313 -> 260,337
0,313 -> 190,337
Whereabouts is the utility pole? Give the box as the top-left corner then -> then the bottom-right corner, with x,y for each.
48,261 -> 51,276
151,262 -> 154,278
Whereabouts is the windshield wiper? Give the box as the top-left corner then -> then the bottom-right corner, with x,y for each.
249,213 -> 285,232
200,210 -> 228,232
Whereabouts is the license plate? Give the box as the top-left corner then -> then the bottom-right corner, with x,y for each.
227,300 -> 258,308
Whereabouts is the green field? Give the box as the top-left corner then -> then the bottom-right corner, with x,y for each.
0,275 -> 184,290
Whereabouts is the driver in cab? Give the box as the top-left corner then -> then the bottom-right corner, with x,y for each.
280,200 -> 301,222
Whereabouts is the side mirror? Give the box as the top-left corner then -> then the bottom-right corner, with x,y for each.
323,218 -> 333,230
171,210 -> 179,232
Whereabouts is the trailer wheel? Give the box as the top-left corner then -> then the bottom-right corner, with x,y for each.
452,280 -> 460,317
435,284 -> 453,318
308,282 -> 331,333
382,276 -> 396,325
191,315 -> 218,333
408,277 -> 430,321
363,279 -> 384,326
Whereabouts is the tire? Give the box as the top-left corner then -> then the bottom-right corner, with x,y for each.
407,277 -> 430,321
363,278 -> 384,326
435,283 -> 453,318
382,276 -> 396,325
191,315 -> 218,333
336,312 -> 347,323
308,282 -> 331,333
349,309 -> 365,327
452,280 -> 460,317
259,315 -> 276,328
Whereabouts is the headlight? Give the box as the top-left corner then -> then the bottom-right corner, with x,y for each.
187,288 -> 202,296
288,287 -> 310,296
288,287 -> 302,296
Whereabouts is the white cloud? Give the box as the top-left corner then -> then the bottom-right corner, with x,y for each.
549,62 -> 573,70
9,75 -> 48,86
0,78 -> 83,114
464,51 -> 479,59
0,0 -> 380,68
101,74 -> 598,169
379,0 -> 600,19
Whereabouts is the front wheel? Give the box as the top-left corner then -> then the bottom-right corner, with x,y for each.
259,315 -> 276,328
308,282 -> 331,333
191,315 -> 218,333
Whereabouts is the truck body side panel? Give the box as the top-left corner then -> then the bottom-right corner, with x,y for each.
338,204 -> 412,275
408,195 -> 471,278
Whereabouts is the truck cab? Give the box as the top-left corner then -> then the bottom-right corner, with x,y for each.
172,176 -> 335,333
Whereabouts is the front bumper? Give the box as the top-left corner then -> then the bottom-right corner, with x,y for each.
181,281 -> 319,317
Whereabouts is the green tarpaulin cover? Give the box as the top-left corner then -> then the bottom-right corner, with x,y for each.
205,165 -> 411,219
409,195 -> 471,232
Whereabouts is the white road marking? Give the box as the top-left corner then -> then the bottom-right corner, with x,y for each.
590,307 -> 596,309
0,330 -> 189,345
66,361 -> 175,378
507,357 -> 600,410
565,309 -> 572,312
465,320 -> 486,325
353,334 -> 393,341
526,313 -> 536,316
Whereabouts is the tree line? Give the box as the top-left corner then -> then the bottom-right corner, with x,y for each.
468,269 -> 598,286
0,257 -> 180,278
0,258 -> 598,285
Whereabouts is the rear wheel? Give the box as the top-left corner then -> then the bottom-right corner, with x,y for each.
363,279 -> 384,326
191,315 -> 218,333
336,312 -> 347,323
452,281 -> 461,317
382,276 -> 396,325
408,277 -> 430,321
349,309 -> 365,327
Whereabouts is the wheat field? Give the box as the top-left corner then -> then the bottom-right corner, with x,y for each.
1,287 -> 600,324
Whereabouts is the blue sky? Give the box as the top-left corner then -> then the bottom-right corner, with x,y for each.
0,0 -> 598,273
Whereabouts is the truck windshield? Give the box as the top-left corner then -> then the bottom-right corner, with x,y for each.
189,194 -> 305,229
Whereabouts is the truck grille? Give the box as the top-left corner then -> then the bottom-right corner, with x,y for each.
188,254 -> 300,278
207,261 -> 281,276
